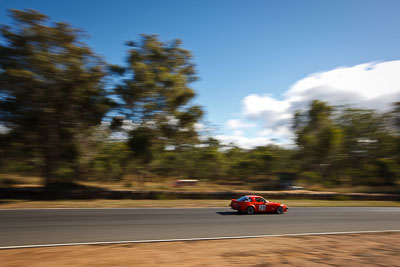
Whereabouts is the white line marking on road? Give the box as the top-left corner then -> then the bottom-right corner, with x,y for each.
1,229 -> 399,250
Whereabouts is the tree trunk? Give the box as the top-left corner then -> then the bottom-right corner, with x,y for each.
43,118 -> 59,187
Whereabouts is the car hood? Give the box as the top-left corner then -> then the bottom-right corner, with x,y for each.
268,202 -> 285,206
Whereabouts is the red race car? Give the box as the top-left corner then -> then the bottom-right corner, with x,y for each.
230,195 -> 288,215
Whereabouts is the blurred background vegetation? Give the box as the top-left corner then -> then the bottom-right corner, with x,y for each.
0,10 -> 399,192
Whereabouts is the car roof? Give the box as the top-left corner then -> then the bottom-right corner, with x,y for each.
245,195 -> 262,198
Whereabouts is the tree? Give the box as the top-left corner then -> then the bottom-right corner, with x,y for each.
392,102 -> 400,130
294,101 -> 400,187
293,100 -> 343,184
90,141 -> 132,182
0,9 -> 112,186
391,102 -> 400,172
151,138 -> 226,180
113,35 -> 203,161
336,107 -> 400,185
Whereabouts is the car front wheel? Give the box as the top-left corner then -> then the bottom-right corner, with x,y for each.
246,206 -> 255,215
276,206 -> 284,214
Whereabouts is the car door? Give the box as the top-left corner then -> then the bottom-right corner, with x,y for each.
255,197 -> 267,213
264,199 -> 275,212
259,198 -> 274,213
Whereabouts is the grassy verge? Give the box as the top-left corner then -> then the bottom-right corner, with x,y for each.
0,199 -> 399,209
2,173 -> 400,194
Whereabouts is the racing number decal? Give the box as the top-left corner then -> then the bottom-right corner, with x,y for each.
259,205 -> 266,211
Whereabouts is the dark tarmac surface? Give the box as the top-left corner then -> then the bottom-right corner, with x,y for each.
1,207 -> 399,247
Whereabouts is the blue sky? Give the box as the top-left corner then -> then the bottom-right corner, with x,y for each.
1,0 -> 400,147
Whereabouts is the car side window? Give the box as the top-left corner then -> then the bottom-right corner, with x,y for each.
245,197 -> 251,202
255,197 -> 262,202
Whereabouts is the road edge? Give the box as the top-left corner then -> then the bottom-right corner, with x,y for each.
1,229 -> 400,250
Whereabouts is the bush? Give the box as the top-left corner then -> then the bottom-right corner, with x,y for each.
300,172 -> 321,184
0,177 -> 17,187
54,166 -> 75,182
375,158 -> 399,186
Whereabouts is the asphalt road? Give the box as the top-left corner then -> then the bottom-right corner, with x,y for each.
1,207 -> 400,247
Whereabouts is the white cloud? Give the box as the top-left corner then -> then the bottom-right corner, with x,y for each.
242,94 -> 293,130
194,122 -> 216,141
121,119 -> 138,131
215,132 -> 272,150
258,126 -> 292,140
243,94 -> 291,118
166,115 -> 179,126
226,119 -> 255,129
285,60 -> 400,111
220,60 -> 400,148
194,122 -> 205,131
0,125 -> 10,134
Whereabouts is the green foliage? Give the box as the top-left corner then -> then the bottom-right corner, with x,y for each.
299,171 -> 321,184
0,177 -> 17,187
114,35 -> 203,154
294,100 -> 343,168
0,9 -> 398,191
374,158 -> 398,186
0,9 -> 113,186
293,101 -> 400,187
151,138 -> 226,179
128,127 -> 154,164
90,142 -> 132,182
53,165 -> 75,182
392,102 -> 400,129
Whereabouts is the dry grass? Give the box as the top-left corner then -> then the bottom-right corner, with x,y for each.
80,177 -> 248,192
0,174 -> 42,187
2,173 -> 400,194
0,199 -> 229,209
0,232 -> 399,267
1,174 -> 399,210
0,173 -> 249,191
306,184 -> 400,195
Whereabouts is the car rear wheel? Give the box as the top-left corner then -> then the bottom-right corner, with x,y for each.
276,206 -> 284,214
246,206 -> 255,215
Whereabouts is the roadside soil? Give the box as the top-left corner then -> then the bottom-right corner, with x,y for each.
1,232 -> 399,267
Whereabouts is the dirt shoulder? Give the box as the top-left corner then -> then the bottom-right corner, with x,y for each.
1,232 -> 399,267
